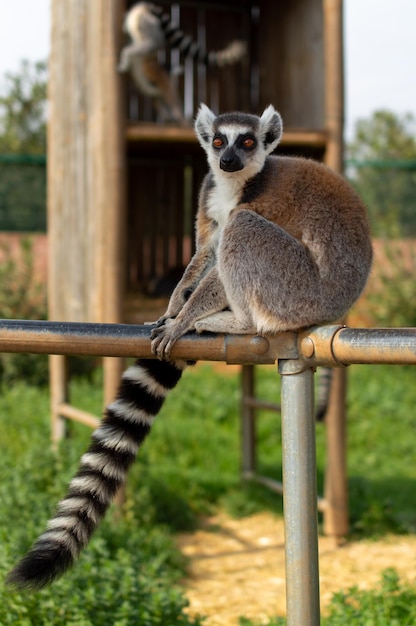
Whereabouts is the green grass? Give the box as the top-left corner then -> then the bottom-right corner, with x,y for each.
1,361 -> 416,623
0,376 -> 205,626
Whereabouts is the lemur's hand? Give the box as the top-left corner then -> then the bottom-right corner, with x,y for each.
144,316 -> 172,328
150,318 -> 189,360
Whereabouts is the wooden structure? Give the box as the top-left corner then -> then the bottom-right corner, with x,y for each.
48,0 -> 347,536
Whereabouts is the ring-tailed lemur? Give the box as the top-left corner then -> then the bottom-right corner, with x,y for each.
7,105 -> 372,590
118,2 -> 246,124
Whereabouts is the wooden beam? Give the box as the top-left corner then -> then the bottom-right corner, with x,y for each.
126,123 -> 328,149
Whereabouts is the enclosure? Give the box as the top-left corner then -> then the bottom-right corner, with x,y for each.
46,0 -> 347,540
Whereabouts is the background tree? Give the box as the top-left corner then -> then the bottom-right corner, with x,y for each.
347,110 -> 416,237
0,60 -> 48,230
0,59 -> 47,154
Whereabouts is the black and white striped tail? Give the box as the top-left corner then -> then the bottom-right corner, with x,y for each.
151,4 -> 246,67
315,366 -> 333,422
7,358 -> 185,590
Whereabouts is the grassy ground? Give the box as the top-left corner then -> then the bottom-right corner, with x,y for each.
0,361 -> 415,624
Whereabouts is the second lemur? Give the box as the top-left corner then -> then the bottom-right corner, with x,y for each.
7,105 -> 372,590
118,2 -> 246,124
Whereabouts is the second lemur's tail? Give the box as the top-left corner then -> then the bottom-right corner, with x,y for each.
315,367 -> 333,422
152,4 -> 246,67
206,40 -> 247,68
7,358 -> 185,590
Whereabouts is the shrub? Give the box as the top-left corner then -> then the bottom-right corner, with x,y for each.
0,236 -> 48,386
323,568 -> 416,625
366,239 -> 416,327
0,382 -> 204,625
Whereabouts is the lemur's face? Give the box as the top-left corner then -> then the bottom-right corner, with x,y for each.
195,105 -> 283,181
212,125 -> 258,173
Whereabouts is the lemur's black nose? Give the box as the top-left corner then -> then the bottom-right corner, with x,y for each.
220,148 -> 243,172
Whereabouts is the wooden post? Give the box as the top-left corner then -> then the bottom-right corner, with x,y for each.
49,355 -> 68,445
87,0 -> 127,403
241,365 -> 256,477
323,0 -> 349,540
48,0 -> 127,434
324,0 -> 344,173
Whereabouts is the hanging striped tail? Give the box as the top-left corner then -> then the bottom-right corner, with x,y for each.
150,3 -> 246,67
7,358 -> 185,590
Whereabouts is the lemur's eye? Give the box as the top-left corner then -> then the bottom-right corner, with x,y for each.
213,137 -> 224,148
242,137 -> 255,149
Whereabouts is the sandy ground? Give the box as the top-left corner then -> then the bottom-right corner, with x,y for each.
178,511 -> 416,625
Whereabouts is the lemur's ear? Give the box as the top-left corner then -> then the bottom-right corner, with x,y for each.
195,104 -> 216,149
260,105 -> 283,154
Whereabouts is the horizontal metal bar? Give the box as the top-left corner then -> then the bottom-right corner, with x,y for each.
0,320 -> 415,366
0,319 -> 297,364
300,325 -> 416,366
333,327 -> 416,365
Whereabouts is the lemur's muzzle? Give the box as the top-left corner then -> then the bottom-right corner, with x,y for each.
220,148 -> 244,172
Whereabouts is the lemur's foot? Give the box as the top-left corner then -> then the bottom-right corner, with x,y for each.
150,319 -> 187,360
194,311 -> 256,334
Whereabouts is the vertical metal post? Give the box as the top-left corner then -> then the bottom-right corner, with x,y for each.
279,359 -> 320,626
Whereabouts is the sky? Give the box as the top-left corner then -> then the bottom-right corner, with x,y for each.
0,0 -> 415,140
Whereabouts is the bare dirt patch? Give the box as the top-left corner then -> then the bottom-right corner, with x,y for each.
178,511 -> 416,626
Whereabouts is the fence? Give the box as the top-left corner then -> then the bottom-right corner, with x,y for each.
0,154 -> 46,232
0,318 -> 415,625
1,155 -> 416,237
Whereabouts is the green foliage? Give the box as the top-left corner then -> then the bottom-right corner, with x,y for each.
0,236 -> 48,386
0,60 -> 47,154
347,110 -> 416,237
349,110 -> 416,161
0,154 -> 46,232
323,568 -> 416,625
346,364 -> 416,536
1,532 -> 203,626
0,236 -> 45,318
0,382 -> 204,626
240,569 -> 416,626
366,240 -> 416,327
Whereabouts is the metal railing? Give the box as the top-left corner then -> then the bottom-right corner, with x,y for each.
1,318 -> 415,626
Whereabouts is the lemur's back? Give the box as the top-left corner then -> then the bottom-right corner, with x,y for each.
238,155 -> 372,290
243,155 -> 370,237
